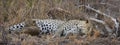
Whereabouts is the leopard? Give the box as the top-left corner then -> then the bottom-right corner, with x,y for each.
7,19 -> 65,35
7,19 -> 91,38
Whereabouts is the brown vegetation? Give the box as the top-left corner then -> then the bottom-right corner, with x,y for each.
0,0 -> 120,45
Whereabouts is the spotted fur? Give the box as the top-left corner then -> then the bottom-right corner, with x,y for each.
7,19 -> 65,35
7,19 -> 90,37
34,19 -> 65,34
53,20 -> 89,38
8,22 -> 25,31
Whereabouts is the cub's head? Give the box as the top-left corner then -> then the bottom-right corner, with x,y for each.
25,19 -> 36,27
77,20 -> 91,35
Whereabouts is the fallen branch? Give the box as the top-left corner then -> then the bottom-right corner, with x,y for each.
89,18 -> 105,25
78,5 -> 119,37
89,18 -> 113,34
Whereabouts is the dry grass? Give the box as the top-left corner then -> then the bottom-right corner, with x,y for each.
0,0 -> 120,45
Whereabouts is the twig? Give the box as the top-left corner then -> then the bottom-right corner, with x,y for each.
89,18 -> 105,25
100,3 -> 118,8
